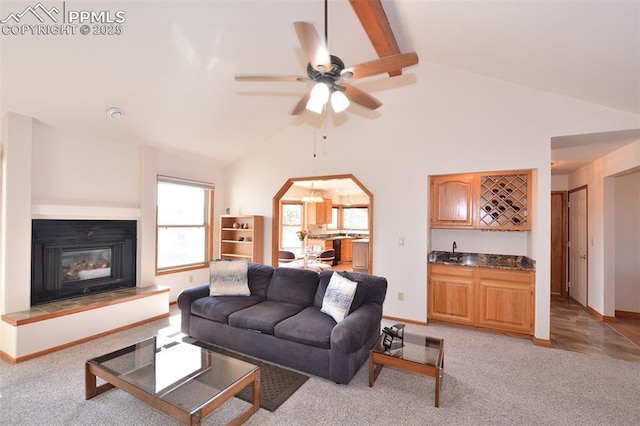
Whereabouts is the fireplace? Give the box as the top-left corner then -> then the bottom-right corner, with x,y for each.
31,219 -> 137,306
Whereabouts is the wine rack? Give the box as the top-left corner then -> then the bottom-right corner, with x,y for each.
478,173 -> 530,230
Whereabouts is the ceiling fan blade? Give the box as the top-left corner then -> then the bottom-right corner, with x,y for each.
235,75 -> 308,82
294,22 -> 331,72
342,52 -> 419,80
291,91 -> 312,115
342,84 -> 382,110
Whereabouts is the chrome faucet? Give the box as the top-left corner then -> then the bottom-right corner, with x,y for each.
452,241 -> 457,257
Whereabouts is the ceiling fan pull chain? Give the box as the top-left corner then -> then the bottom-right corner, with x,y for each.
323,106 -> 328,140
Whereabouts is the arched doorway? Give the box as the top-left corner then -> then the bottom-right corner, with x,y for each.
272,174 -> 373,273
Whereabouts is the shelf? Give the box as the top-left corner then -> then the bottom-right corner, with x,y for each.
219,215 -> 263,263
220,254 -> 252,259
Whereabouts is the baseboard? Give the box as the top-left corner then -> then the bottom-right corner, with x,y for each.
615,310 -> 640,319
586,305 -> 616,323
1,312 -> 169,364
382,315 -> 427,326
532,337 -> 553,348
426,318 -> 533,341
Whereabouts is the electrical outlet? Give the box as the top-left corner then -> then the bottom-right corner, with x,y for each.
398,292 -> 404,301
189,275 -> 193,283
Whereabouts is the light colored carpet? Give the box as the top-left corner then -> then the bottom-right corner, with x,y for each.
1,308 -> 638,425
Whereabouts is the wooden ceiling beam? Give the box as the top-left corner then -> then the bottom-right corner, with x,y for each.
349,0 -> 402,77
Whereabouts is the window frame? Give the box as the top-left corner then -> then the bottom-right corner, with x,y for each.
341,205 -> 369,230
156,176 -> 214,275
280,200 -> 304,251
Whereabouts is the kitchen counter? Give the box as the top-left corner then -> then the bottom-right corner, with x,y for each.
308,234 -> 368,241
428,251 -> 535,271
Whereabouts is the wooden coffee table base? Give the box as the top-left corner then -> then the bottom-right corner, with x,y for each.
86,361 -> 261,425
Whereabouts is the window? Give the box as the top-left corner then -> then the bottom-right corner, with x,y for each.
281,202 -> 303,250
157,177 -> 214,273
343,207 -> 369,230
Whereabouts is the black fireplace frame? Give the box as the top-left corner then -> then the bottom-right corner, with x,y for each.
31,219 -> 137,306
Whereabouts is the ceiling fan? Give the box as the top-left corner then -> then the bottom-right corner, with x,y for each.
234,0 -> 419,115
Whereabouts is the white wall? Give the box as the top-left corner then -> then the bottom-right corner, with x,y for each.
551,175 -> 570,191
614,170 -> 640,313
1,113 -> 33,315
0,116 -> 228,358
569,140 -> 640,316
225,61 -> 639,340
430,229 -> 529,255
1,118 -> 228,316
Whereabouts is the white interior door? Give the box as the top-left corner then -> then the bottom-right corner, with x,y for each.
569,187 -> 588,306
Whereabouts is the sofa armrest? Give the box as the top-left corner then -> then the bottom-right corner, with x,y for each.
176,283 -> 210,334
331,302 -> 382,353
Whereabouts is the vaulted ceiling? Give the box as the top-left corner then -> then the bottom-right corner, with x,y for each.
2,0 -> 639,172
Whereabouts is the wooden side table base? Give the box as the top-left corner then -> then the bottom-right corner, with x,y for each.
369,334 -> 445,408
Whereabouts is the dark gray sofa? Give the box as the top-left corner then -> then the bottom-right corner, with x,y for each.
177,263 -> 388,384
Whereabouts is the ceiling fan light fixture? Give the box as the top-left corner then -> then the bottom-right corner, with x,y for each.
330,90 -> 349,113
306,82 -> 330,113
306,96 -> 325,114
310,82 -> 329,103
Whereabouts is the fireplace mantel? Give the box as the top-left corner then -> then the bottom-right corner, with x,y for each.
32,204 -> 141,220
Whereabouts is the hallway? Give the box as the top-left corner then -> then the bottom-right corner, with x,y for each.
550,294 -> 640,363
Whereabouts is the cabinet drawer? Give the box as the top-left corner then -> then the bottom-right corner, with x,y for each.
429,264 -> 475,278
478,269 -> 533,285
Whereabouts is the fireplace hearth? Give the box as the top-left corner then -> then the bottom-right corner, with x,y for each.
31,219 -> 137,306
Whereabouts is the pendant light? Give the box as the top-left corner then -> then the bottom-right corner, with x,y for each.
301,183 -> 324,203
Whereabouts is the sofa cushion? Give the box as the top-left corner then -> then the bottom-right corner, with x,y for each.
228,300 -> 304,334
321,272 -> 358,322
267,267 -> 319,306
209,259 -> 250,296
315,271 -> 367,313
247,263 -> 274,297
191,295 -> 265,323
274,306 -> 336,349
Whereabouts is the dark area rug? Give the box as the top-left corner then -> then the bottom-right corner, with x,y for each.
191,341 -> 309,412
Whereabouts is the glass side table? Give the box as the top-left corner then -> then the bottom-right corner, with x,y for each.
369,332 -> 445,407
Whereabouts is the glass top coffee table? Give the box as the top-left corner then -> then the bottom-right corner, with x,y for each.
369,331 -> 445,407
85,336 -> 260,425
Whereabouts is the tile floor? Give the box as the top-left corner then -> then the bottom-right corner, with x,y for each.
550,294 -> 640,363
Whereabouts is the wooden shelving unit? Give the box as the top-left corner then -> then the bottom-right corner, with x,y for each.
219,215 -> 263,262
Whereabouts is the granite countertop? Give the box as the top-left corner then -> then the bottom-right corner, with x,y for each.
428,251 -> 535,271
308,234 -> 368,240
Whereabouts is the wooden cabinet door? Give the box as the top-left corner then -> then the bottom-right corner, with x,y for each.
342,238 -> 353,262
430,175 -> 476,228
476,269 -> 534,334
308,199 -> 332,224
352,241 -> 369,273
428,265 -> 475,324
